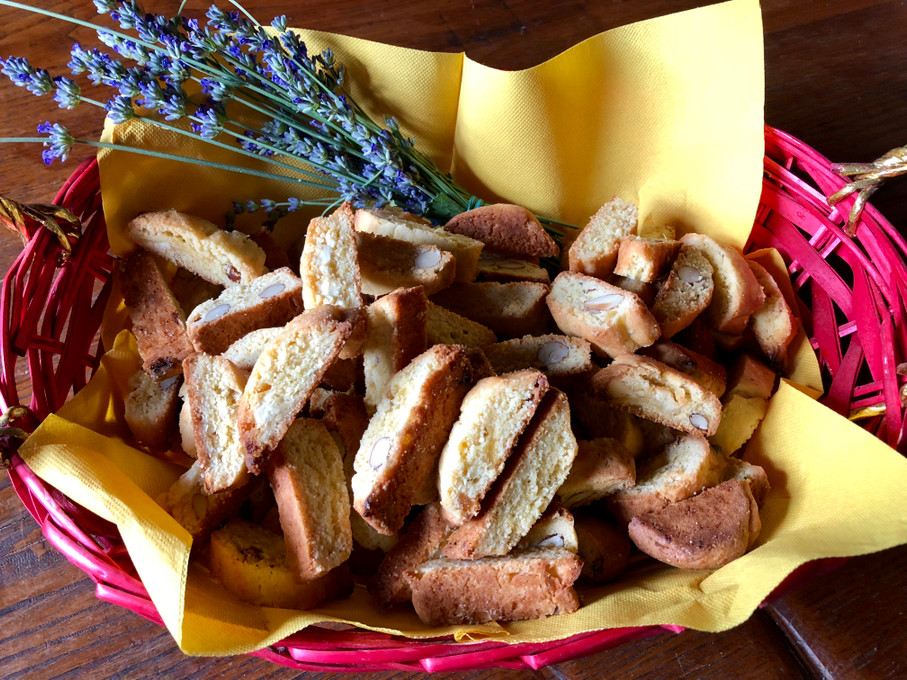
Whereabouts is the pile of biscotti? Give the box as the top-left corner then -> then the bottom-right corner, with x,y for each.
117,197 -> 796,626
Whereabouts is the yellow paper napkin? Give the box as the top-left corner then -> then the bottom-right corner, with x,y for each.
18,0 -> 907,656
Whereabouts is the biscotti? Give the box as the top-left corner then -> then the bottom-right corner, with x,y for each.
608,434 -> 726,524
362,287 -> 428,412
438,369 -> 550,525
650,243 -> 715,338
746,259 -> 798,366
556,437 -> 636,508
546,270 -> 660,358
351,344 -> 491,535
476,252 -> 551,284
267,418 -> 352,580
370,502 -> 455,606
238,306 -> 356,473
209,519 -> 353,609
516,501 -> 578,553
591,354 -> 723,436
679,232 -> 765,334
443,203 -> 558,259
567,196 -> 638,278
127,210 -> 266,286
483,334 -> 594,379
355,208 -> 484,282
627,479 -> 761,569
183,353 -> 249,494
186,267 -> 304,355
639,339 -> 728,398
572,512 -> 631,582
300,202 -> 362,310
158,462 -> 251,542
356,231 -> 456,297
442,389 -> 578,559
613,237 -> 679,283
431,281 -> 551,338
117,250 -> 195,380
405,548 -> 581,626
124,370 -> 181,451
425,301 -> 497,347
221,326 -> 283,372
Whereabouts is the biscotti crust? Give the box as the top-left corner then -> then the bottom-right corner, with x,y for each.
351,344 -> 491,535
567,197 -> 638,278
443,203 -> 558,259
405,548 -> 582,626
127,210 -> 266,286
356,231 -> 456,297
117,250 -> 195,381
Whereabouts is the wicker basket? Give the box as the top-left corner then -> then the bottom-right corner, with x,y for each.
2,125 -> 905,672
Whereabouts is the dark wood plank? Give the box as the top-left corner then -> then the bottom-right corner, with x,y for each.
765,545 -> 907,680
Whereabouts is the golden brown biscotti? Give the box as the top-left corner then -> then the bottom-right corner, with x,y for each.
116,250 -> 195,381
351,344 -> 492,535
567,197 -> 638,278
209,519 -> 354,609
483,334 -> 594,379
607,434 -> 726,524
476,252 -> 551,284
639,339 -> 728,398
307,387 -> 370,481
238,306 -> 356,473
650,243 -> 715,338
355,208 -> 484,282
370,502 -> 456,606
127,210 -> 266,286
608,273 -> 657,307
425,301 -> 497,347
679,233 -> 765,334
443,204 -> 559,259
566,388 -> 645,457
124,370 -> 181,452
157,461 -> 252,542
746,259 -> 798,367
438,369 -> 550,525
355,231 -> 456,297
186,268 -> 305,355
613,237 -> 680,283
300,203 -> 362,310
267,418 -> 352,580
627,479 -> 761,569
442,389 -> 578,559
177,383 -> 196,457
556,437 -> 636,508
572,512 -> 631,583
516,501 -> 578,552
546,271 -> 660,358
431,281 -> 551,338
591,354 -> 723,437
405,548 -> 582,626
183,353 -> 249,494
362,286 -> 428,413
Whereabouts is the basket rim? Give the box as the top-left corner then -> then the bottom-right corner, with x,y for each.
3,124 -> 904,671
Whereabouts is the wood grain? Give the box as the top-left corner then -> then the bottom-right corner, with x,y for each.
1,1 -> 906,678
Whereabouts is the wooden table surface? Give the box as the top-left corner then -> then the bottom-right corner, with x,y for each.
2,1 -> 906,678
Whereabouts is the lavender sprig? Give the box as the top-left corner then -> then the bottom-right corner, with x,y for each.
0,0 -> 572,232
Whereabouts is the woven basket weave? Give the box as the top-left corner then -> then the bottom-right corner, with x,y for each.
2,125 -> 905,672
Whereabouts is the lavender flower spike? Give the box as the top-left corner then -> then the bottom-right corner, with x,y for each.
36,122 -> 74,164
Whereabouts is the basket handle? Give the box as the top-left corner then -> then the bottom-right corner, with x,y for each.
829,145 -> 907,235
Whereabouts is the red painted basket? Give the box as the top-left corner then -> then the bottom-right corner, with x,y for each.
2,125 -> 905,672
